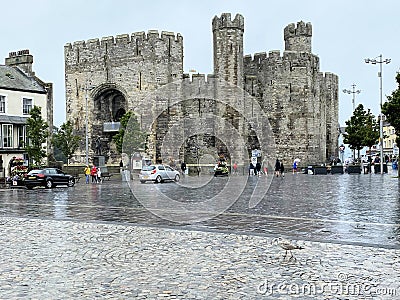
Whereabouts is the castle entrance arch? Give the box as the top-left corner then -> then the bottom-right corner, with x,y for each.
93,88 -> 127,123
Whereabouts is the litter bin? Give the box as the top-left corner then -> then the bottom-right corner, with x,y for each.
331,165 -> 344,174
347,165 -> 361,174
313,166 -> 328,175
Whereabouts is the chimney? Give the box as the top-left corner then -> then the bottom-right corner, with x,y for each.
5,49 -> 35,75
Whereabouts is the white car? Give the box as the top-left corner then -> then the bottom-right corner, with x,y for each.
139,164 -> 180,183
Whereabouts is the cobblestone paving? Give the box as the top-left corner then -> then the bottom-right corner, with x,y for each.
0,173 -> 399,298
0,217 -> 399,299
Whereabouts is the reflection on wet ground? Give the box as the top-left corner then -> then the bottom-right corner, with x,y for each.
0,173 -> 399,248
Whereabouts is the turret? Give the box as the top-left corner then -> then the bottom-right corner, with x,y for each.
284,21 -> 312,52
212,13 -> 244,88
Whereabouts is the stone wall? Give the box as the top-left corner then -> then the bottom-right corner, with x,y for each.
64,31 -> 183,164
64,14 -> 338,167
243,21 -> 338,165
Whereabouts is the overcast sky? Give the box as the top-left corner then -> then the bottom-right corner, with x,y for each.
2,0 -> 399,127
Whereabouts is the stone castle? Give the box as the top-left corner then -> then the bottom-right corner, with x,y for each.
64,13 -> 338,168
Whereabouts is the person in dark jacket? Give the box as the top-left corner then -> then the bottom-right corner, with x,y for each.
274,159 -> 280,177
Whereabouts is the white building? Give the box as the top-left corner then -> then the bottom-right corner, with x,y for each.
0,50 -> 53,178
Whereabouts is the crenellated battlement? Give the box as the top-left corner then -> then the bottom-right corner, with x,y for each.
244,51 -> 286,67
283,21 -> 312,52
182,73 -> 216,84
284,21 -> 312,40
65,30 -> 183,53
212,13 -> 244,31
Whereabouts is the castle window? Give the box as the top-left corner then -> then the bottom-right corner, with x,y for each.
22,98 -> 33,115
0,95 -> 5,113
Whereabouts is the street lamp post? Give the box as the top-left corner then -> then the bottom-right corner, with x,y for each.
343,83 -> 361,112
85,89 -> 89,166
365,54 -> 391,174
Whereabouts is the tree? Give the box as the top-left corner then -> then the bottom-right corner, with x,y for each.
113,111 -> 147,155
382,73 -> 400,177
343,104 -> 379,161
382,73 -> 400,148
343,104 -> 366,160
52,121 -> 81,165
361,109 -> 380,155
26,106 -> 49,167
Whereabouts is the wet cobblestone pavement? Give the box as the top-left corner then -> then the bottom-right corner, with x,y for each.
0,172 -> 399,298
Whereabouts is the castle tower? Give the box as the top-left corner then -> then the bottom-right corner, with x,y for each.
284,21 -> 312,52
212,13 -> 244,88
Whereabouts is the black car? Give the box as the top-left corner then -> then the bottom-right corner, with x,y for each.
24,168 -> 75,189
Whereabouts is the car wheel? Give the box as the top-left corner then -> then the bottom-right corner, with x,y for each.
46,180 -> 53,189
140,180 -> 146,184
68,178 -> 75,187
174,174 -> 180,182
155,175 -> 162,184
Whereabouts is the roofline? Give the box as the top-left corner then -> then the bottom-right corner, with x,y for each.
0,86 -> 47,94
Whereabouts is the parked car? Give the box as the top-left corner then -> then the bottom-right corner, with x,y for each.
139,164 -> 180,183
214,162 -> 229,177
24,168 -> 76,189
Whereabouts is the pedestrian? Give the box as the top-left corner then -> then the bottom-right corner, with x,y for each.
263,165 -> 268,175
119,160 -> 123,173
181,161 -> 186,175
91,165 -> 98,183
280,161 -> 285,178
97,167 -> 102,183
292,160 -> 298,174
256,162 -> 262,177
233,162 -> 238,175
274,159 -> 280,177
249,162 -> 255,176
84,165 -> 91,184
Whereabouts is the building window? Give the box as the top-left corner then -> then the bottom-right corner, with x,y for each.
23,98 -> 33,115
2,124 -> 13,148
18,126 -> 27,148
0,95 -> 5,113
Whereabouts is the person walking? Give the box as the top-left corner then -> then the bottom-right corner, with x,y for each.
292,160 -> 298,174
274,159 -> 281,177
97,167 -> 102,183
84,165 -> 91,184
180,161 -> 186,176
256,162 -> 262,177
249,162 -> 255,176
280,161 -> 285,178
233,162 -> 238,175
91,165 -> 98,183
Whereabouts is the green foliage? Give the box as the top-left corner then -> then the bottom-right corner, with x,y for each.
113,111 -> 147,155
344,104 -> 379,152
382,73 -> 400,147
360,108 -> 380,149
26,106 -> 49,167
52,120 -> 81,165
344,104 -> 367,151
